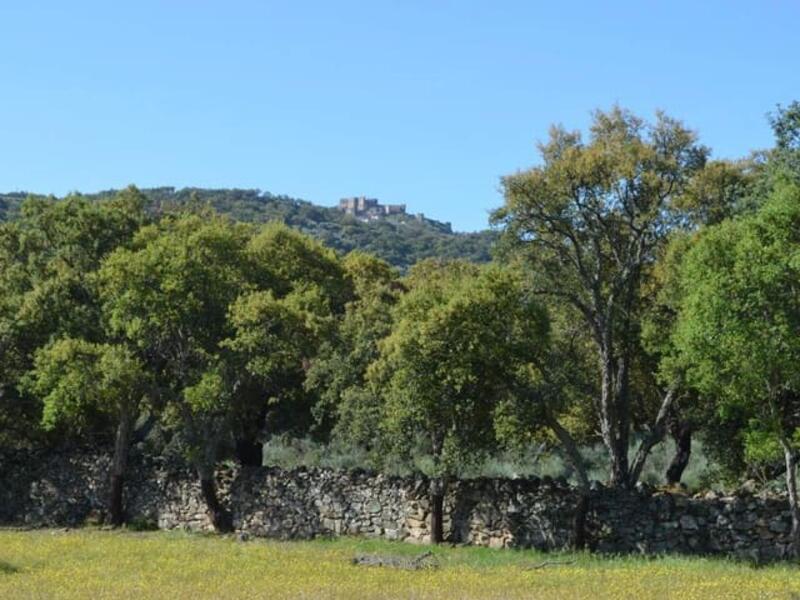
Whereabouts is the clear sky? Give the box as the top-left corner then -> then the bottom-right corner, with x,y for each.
1,1 -> 798,231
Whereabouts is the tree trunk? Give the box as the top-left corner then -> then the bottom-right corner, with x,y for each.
665,422 -> 692,486
196,459 -> 233,533
612,358 -> 631,488
109,410 -> 134,526
629,388 -> 677,486
572,492 -> 590,551
235,438 -> 263,467
780,437 -> 800,558
599,355 -> 617,481
610,448 -> 629,487
430,478 -> 445,544
599,352 -> 631,488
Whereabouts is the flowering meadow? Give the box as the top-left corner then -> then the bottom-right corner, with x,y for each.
1,529 -> 800,599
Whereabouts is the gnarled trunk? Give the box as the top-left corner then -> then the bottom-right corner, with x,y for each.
197,463 -> 233,533
665,422 -> 692,486
629,388 -> 678,486
199,477 -> 233,532
109,409 -> 134,526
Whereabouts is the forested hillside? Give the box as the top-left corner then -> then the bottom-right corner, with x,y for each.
0,187 -> 497,270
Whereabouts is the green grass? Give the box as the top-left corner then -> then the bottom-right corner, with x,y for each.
2,529 -> 800,599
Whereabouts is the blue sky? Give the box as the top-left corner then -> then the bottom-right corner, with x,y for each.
1,1 -> 798,231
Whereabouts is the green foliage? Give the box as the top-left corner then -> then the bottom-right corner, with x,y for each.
96,212 -> 352,479
743,102 -> 800,206
305,252 -> 402,445
125,516 -> 159,531
24,339 -> 149,433
743,427 -> 784,467
673,181 -> 800,476
369,261 -> 549,477
675,159 -> 756,226
494,106 -> 708,486
183,368 -> 229,416
99,213 -> 251,361
771,101 -> 800,153
0,188 -> 147,447
246,222 -> 352,311
224,291 -> 311,380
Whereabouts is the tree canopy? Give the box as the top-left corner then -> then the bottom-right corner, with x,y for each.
494,106 -> 707,487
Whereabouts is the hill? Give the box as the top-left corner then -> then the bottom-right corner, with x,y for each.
0,187 -> 497,270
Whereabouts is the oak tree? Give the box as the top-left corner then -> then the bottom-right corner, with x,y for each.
494,107 -> 707,487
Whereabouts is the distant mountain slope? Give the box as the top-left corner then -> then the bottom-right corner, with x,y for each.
0,187 -> 497,270
0,192 -> 27,222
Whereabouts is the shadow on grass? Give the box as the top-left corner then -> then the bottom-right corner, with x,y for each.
0,561 -> 18,574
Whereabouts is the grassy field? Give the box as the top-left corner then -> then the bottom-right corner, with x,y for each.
2,529 -> 800,599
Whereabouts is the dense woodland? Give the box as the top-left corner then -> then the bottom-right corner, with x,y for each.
0,188 -> 497,271
2,102 -> 800,550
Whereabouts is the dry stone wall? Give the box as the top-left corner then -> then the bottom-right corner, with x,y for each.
0,448 -> 795,561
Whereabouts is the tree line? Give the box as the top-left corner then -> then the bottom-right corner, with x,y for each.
1,102 -> 800,551
0,187 -> 498,271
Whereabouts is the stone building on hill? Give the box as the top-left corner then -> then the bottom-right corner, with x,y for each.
338,196 -> 407,221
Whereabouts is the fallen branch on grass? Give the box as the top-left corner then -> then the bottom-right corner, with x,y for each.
351,550 -> 438,570
524,559 -> 576,570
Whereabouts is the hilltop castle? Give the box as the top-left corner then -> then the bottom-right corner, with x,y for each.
336,196 -> 451,232
338,197 -> 407,221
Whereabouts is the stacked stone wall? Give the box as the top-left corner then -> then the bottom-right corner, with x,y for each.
1,449 -> 794,561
